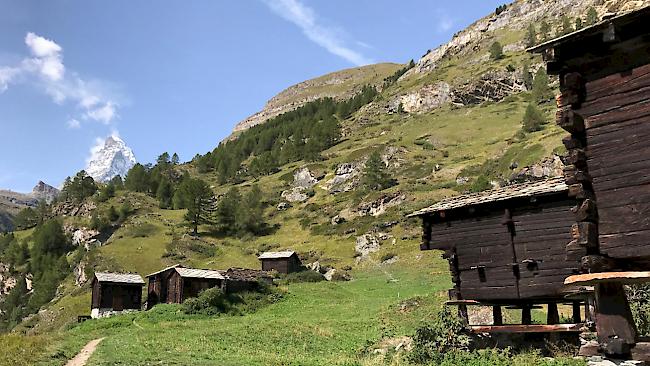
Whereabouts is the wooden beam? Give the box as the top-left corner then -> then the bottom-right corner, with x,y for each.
445,300 -> 481,306
493,306 -> 503,326
469,324 -> 584,334
573,301 -> 582,323
570,222 -> 598,248
556,107 -> 585,133
547,303 -> 560,325
594,282 -> 637,356
565,271 -> 650,286
522,305 -> 532,325
572,199 -> 598,222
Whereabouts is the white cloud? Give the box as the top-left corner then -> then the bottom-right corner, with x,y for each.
0,32 -> 121,126
262,0 -> 374,66
84,102 -> 116,124
436,12 -> 455,33
66,118 -> 80,129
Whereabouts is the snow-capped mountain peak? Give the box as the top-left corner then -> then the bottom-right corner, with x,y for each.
86,135 -> 137,182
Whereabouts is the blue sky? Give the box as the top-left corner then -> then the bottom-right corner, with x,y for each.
0,0 -> 504,192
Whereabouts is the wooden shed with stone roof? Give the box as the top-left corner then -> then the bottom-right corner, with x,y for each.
146,265 -> 226,309
529,6 -> 650,357
409,178 -> 587,327
258,251 -> 301,274
91,272 -> 145,318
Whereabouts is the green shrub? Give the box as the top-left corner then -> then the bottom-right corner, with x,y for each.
182,283 -> 283,316
522,103 -> 546,132
409,306 -> 471,364
628,284 -> 650,336
125,222 -> 157,238
490,42 -> 504,60
470,175 -> 492,193
283,270 -> 324,283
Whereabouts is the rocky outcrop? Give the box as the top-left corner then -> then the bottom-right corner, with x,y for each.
52,200 -> 97,218
281,187 -> 309,203
357,192 -> 406,217
0,263 -> 15,300
67,226 -> 101,250
355,234 -> 381,260
323,161 -> 365,194
74,261 -> 87,286
281,167 -> 319,203
511,154 -> 565,182
451,70 -> 526,106
31,181 -> 59,204
399,82 -> 451,113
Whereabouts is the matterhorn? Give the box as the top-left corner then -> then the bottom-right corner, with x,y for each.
86,135 -> 137,182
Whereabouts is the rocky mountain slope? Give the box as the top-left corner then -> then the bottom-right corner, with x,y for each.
85,135 -> 137,183
0,181 -> 59,231
231,63 -> 402,135
5,0 -> 650,346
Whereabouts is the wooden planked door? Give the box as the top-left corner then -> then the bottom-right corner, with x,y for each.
113,286 -> 124,311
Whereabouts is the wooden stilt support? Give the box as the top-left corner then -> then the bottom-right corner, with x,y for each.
493,306 -> 503,326
572,301 -> 582,324
594,282 -> 637,356
522,305 -> 532,325
458,304 -> 469,325
586,296 -> 596,324
547,303 -> 559,325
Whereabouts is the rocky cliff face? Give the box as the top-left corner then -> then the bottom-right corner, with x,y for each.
31,181 -> 59,204
86,135 -> 137,183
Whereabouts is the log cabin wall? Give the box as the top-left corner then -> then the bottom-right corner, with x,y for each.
422,193 -> 578,303
536,8 -> 650,269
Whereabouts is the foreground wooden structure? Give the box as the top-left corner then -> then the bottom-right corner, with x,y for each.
409,178 -> 589,328
91,272 -> 144,319
529,6 -> 650,356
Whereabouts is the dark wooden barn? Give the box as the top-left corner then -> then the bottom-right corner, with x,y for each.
258,251 -> 301,274
91,272 -> 144,318
529,6 -> 650,357
409,178 -> 588,328
146,265 -> 225,309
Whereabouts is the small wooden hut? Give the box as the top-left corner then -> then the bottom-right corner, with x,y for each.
146,265 -> 225,309
530,6 -> 650,356
91,272 -> 144,318
409,178 -> 586,329
258,251 -> 301,274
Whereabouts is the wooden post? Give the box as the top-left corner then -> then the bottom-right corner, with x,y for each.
458,304 -> 469,325
594,282 -> 637,356
493,306 -> 503,326
547,303 -> 559,325
572,301 -> 582,323
522,305 -> 532,325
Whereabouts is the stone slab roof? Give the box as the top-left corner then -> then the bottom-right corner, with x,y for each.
258,251 -> 296,260
407,177 -> 568,217
146,264 -> 225,280
94,272 -> 144,284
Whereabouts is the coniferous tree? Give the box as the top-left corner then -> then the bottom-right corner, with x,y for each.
214,187 -> 241,235
362,151 -> 395,191
561,15 -> 573,35
532,68 -> 553,103
0,276 -> 28,331
525,24 -> 537,47
175,178 -> 214,235
97,182 -> 116,202
586,7 -> 598,26
125,163 -> 150,193
522,61 -> 533,90
62,171 -> 98,202
522,103 -> 546,132
172,153 -> 180,165
490,42 -> 504,61
239,185 -> 267,235
156,177 -> 174,209
575,17 -> 583,30
540,20 -> 551,41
